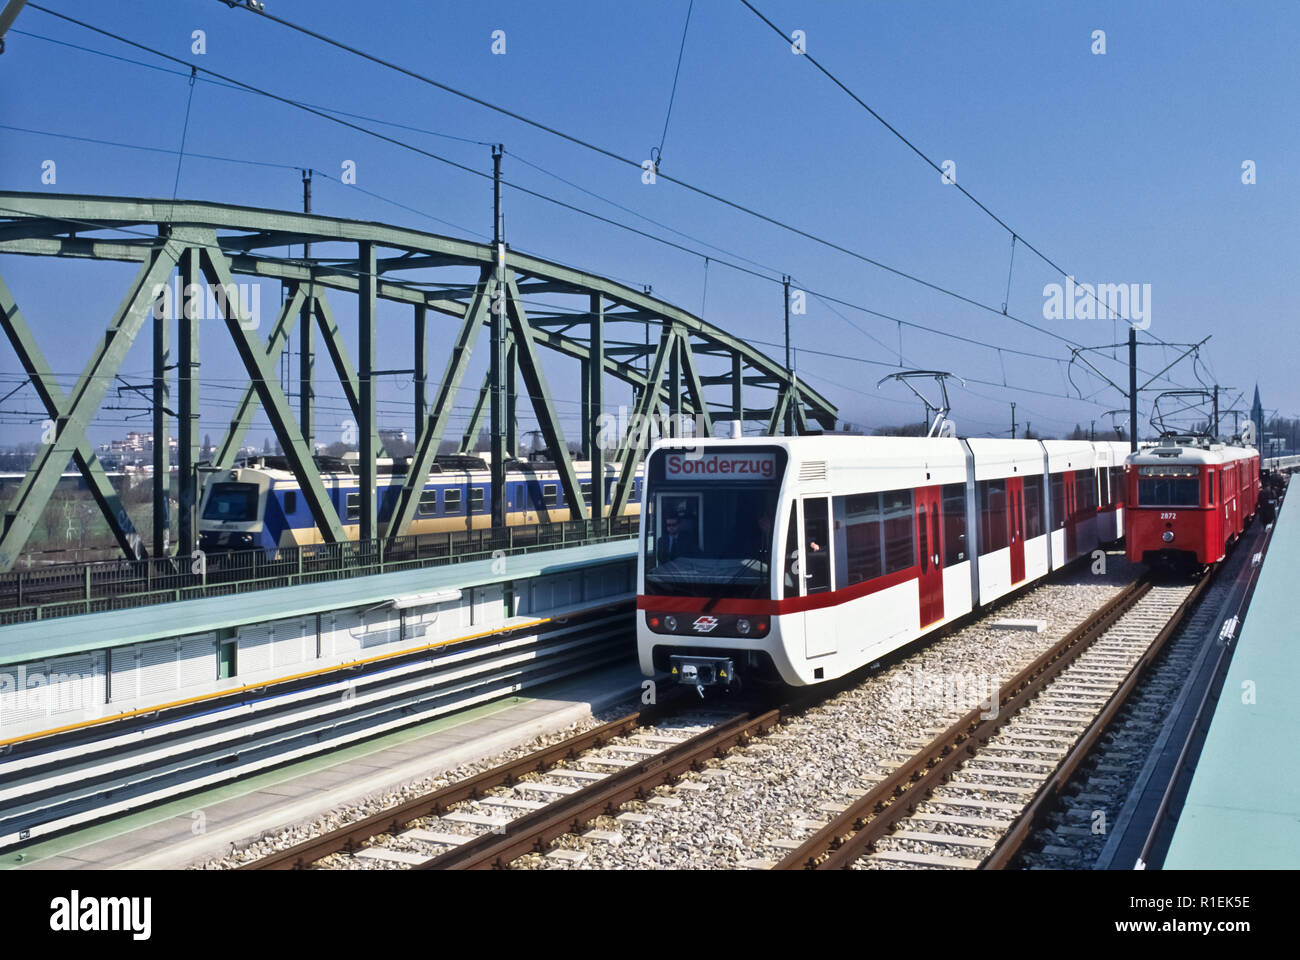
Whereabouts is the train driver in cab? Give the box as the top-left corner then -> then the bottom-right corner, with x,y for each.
658,513 -> 698,562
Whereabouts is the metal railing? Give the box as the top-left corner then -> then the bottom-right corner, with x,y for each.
0,517 -> 640,626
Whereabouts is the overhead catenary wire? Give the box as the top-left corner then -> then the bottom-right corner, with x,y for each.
12,12 -> 1190,393
651,0 -> 695,171
7,6 -> 1207,435
191,0 -> 1114,351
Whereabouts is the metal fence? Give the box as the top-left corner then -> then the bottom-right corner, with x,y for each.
0,517 -> 640,626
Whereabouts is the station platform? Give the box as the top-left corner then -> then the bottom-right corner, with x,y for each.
1163,493 -> 1300,868
2,660 -> 645,870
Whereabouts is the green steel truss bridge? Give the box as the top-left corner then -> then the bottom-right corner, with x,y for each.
0,192 -> 837,572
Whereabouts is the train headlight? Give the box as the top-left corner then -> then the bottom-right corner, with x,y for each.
664,615 -> 678,632
1162,530 -> 1174,543
736,617 -> 752,635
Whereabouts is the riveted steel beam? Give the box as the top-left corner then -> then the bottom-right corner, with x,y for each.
386,267 -> 492,542
177,246 -> 201,556
458,371 -> 490,457
212,284 -> 306,469
0,237 -> 184,571
676,333 -> 713,438
0,271 -> 146,563
358,241 -> 378,543
505,276 -> 587,521
587,293 -> 605,524
0,192 -> 840,562
608,324 -> 675,519
152,259 -> 170,557
311,289 -> 386,458
768,386 -> 791,436
0,193 -> 835,425
198,238 -> 345,544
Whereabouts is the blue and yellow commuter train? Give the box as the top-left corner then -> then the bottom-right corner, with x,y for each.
197,454 -> 642,553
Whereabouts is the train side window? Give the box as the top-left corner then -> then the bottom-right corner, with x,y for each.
881,488 -> 915,574
803,498 -> 832,594
580,481 -> 592,504
1050,473 -> 1066,528
470,487 -> 485,512
444,488 -> 463,513
783,511 -> 801,598
840,492 -> 883,584
1207,471 -> 1214,505
417,490 -> 439,516
918,505 -> 929,574
978,479 -> 1008,553
543,484 -> 558,508
283,490 -> 297,515
930,507 -> 939,572
345,492 -> 360,522
941,483 -> 968,565
1023,476 -> 1044,539
1074,469 -> 1097,512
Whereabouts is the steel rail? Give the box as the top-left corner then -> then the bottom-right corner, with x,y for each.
241,699 -> 681,870
775,577 -> 1154,870
418,707 -> 784,870
981,569 -> 1216,868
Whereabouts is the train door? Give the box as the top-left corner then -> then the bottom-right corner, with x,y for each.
915,486 -> 944,627
800,497 -> 837,659
1063,471 -> 1078,560
1007,475 -> 1026,584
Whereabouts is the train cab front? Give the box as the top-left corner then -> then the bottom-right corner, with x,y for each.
636,442 -> 792,695
197,470 -> 269,554
1126,450 -> 1215,572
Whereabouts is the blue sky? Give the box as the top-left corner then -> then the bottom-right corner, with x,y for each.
1,0 -> 1296,447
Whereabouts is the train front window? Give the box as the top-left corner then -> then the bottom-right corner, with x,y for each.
202,482 -> 259,521
643,447 -> 786,599
1137,465 -> 1200,506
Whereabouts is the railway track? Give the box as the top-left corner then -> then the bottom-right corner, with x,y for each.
242,697 -> 782,870
774,571 -> 1213,870
240,559 -> 1144,871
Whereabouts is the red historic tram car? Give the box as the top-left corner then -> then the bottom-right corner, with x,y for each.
1125,437 -> 1259,569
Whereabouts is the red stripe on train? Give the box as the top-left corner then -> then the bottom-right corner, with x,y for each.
638,564 -> 919,616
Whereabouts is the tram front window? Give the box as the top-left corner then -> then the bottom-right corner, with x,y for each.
643,447 -> 786,600
1137,465 -> 1200,507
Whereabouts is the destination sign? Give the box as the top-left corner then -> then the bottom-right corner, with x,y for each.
663,452 -> 778,480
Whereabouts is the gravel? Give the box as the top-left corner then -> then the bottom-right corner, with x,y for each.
512,552 -> 1140,869
195,697 -> 643,869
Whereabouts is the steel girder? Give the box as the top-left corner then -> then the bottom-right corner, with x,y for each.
0,273 -> 146,564
0,193 -> 838,567
0,234 -> 185,569
387,268 -> 491,542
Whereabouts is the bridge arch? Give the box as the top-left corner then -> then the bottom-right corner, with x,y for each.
0,192 -> 837,568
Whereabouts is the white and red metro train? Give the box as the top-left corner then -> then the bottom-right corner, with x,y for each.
636,435 -> 1130,689
1124,436 -> 1258,569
